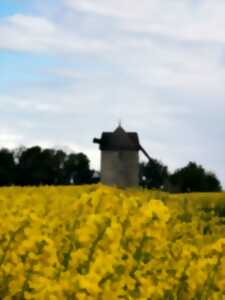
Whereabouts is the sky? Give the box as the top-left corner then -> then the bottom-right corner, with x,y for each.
0,0 -> 225,188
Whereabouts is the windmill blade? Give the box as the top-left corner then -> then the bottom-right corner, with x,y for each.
139,145 -> 151,161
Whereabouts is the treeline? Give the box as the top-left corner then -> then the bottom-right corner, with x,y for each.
140,159 -> 222,192
0,146 -> 222,192
0,146 -> 99,186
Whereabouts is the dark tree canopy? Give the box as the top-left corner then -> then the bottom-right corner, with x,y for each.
140,158 -> 169,189
0,149 -> 15,186
0,146 -> 97,187
139,158 -> 222,192
169,162 -> 222,192
64,153 -> 94,184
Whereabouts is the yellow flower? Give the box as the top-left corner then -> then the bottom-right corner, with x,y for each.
212,238 -> 225,253
0,185 -> 225,300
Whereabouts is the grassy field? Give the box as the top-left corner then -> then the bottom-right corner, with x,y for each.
0,185 -> 225,300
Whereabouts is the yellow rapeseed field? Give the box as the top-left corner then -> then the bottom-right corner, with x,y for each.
0,185 -> 225,300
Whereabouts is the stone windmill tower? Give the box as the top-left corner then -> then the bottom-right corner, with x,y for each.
93,125 -> 150,187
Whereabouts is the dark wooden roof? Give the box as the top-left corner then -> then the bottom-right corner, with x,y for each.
93,126 -> 140,151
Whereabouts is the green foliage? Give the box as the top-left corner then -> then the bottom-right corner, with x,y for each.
0,146 -> 98,186
140,159 -> 222,193
140,158 -> 168,189
0,148 -> 16,186
169,162 -> 222,193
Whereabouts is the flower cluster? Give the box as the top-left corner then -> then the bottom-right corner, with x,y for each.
0,185 -> 225,299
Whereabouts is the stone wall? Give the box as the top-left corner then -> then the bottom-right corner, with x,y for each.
101,151 -> 139,187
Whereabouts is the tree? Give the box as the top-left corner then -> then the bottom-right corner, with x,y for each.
36,148 -> 58,185
52,150 -> 67,184
14,147 -> 95,186
0,149 -> 16,186
204,172 -> 222,192
14,147 -> 69,185
169,162 -> 222,192
64,153 -> 94,184
16,146 -> 42,185
140,157 -> 169,189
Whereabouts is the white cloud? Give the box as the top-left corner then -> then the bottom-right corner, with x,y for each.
0,130 -> 23,149
0,95 -> 63,114
0,14 -> 110,54
65,0 -> 144,19
66,0 -> 225,43
46,68 -> 85,80
8,14 -> 56,34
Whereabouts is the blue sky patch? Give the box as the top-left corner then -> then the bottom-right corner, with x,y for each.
0,1 -> 31,17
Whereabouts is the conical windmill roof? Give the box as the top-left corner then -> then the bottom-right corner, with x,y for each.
99,126 -> 140,151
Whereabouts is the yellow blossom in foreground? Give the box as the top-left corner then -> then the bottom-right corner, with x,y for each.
0,185 -> 224,299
